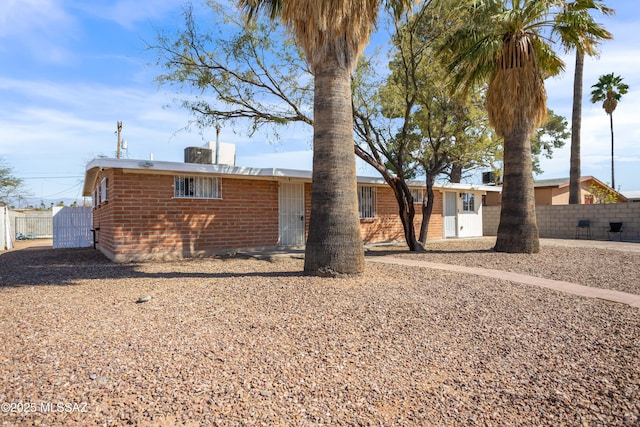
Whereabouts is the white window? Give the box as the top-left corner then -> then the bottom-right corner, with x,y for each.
100,177 -> 108,203
358,186 -> 376,219
410,188 -> 424,204
462,193 -> 475,212
174,176 -> 221,199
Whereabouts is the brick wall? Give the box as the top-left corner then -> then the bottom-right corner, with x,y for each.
93,170 -> 280,261
483,203 -> 640,241
359,187 -> 443,243
92,170 -> 449,261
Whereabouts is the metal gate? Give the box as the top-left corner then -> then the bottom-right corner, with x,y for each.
52,207 -> 93,249
278,183 -> 305,246
13,216 -> 52,239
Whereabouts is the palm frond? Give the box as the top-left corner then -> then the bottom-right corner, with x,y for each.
238,0 -> 283,21
554,0 -> 614,56
486,31 -> 547,137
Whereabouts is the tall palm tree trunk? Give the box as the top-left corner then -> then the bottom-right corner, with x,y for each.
609,112 -> 615,189
569,51 -> 584,204
304,55 -> 365,276
494,124 -> 540,253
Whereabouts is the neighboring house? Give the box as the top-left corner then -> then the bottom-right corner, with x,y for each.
82,157 -> 497,262
623,191 -> 640,203
484,176 -> 628,206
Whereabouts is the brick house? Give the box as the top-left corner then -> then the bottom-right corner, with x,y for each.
82,158 -> 494,261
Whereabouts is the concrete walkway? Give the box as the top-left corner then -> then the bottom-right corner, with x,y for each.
244,238 -> 640,309
540,238 -> 640,253
366,255 -> 640,309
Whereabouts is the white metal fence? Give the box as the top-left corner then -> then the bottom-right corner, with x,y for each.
0,206 -> 11,250
52,207 -> 93,249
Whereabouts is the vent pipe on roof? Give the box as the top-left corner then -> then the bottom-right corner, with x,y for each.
215,121 -> 221,165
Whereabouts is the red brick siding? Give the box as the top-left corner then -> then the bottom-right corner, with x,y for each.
359,186 -> 443,243
93,170 -> 279,259
92,171 -> 445,260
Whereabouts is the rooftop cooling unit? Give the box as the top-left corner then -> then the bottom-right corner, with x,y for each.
202,141 -> 236,166
184,147 -> 212,164
482,171 -> 497,185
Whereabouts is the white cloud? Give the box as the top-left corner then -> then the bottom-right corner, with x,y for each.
0,0 -> 73,37
0,0 -> 78,62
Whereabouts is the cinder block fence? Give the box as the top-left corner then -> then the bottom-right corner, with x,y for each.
483,203 -> 640,241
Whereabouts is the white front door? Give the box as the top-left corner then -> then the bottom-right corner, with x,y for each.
278,183 -> 305,246
444,192 -> 458,238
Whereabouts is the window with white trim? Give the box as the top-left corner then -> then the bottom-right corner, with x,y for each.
100,177 -> 108,202
174,176 -> 221,199
410,188 -> 424,204
462,193 -> 475,212
358,185 -> 376,219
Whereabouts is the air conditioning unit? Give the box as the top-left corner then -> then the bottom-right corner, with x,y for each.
482,171 -> 496,185
184,147 -> 212,164
202,142 -> 236,166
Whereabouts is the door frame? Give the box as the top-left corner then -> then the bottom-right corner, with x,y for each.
444,191 -> 458,238
278,182 -> 306,246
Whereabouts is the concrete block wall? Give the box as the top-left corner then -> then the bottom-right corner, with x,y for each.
483,206 -> 501,236
483,203 -> 640,241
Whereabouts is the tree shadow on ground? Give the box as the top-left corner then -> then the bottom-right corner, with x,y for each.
0,246 -> 304,288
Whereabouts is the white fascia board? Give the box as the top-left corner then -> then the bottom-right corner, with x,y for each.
83,157 -> 504,196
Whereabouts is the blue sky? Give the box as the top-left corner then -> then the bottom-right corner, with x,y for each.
1,0 -> 638,207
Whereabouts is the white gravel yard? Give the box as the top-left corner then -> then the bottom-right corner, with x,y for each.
0,239 -> 638,426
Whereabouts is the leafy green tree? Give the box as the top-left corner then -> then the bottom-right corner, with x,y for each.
556,0 -> 613,204
152,3 -> 312,137
353,1 -> 495,248
445,94 -> 497,184
590,73 -> 628,190
410,73 -> 491,243
531,109 -> 570,174
587,183 -> 619,204
0,158 -> 28,206
448,107 -> 568,183
352,54 -> 424,251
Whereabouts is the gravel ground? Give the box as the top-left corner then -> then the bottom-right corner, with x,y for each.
378,237 -> 640,295
0,239 -> 638,426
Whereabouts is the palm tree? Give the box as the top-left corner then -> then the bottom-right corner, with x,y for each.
445,0 -> 566,253
445,0 -> 612,252
590,73 -> 628,190
556,0 -> 613,204
239,0 -> 412,275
